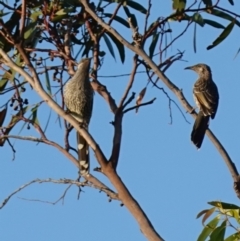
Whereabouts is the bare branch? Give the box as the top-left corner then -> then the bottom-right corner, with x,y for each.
119,55 -> 138,108
19,0 -> 26,40
19,185 -> 73,205
91,80 -> 118,113
98,71 -> 147,78
1,134 -> 79,167
0,178 -> 119,209
123,92 -> 135,109
143,0 -> 152,37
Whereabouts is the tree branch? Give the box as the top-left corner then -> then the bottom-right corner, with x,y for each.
90,79 -> 118,114
119,55 -> 138,108
0,178 -> 119,209
123,98 -> 156,114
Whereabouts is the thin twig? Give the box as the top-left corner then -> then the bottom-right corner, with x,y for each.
18,185 -> 73,205
19,0 -> 26,40
98,71 -> 147,78
143,0 -> 152,37
119,55 -> 138,107
0,178 -> 119,209
123,98 -> 156,114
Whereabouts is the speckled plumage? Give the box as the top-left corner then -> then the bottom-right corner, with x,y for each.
185,63 -> 219,149
64,58 -> 93,175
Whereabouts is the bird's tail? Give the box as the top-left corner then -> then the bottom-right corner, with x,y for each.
191,111 -> 209,149
77,132 -> 90,176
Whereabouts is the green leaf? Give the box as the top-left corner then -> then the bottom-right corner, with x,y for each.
224,232 -> 240,241
210,9 -> 240,27
123,6 -> 138,28
204,19 -> 225,29
207,20 -> 235,50
102,0 -> 125,3
54,96 -> 62,128
51,14 -> 68,22
208,201 -> 240,210
62,0 -> 81,7
192,13 -> 204,27
55,7 -> 75,15
0,107 -> 7,127
103,33 -> 115,60
105,32 -> 125,63
102,0 -> 147,14
5,8 -> 21,33
202,0 -> 212,7
104,13 -> 130,28
224,210 -> 240,223
197,215 -> 220,241
0,72 -> 9,93
126,1 -> 147,14
74,43 -> 85,59
197,209 -> 210,219
147,19 -> 160,33
31,105 -> 40,126
209,220 -> 226,241
232,209 -> 240,222
129,14 -> 138,29
24,21 -> 38,40
0,36 -> 10,52
149,32 -> 159,59
0,11 -> 10,18
71,35 -> 83,45
30,10 -> 42,21
193,22 -> 197,53
99,51 -> 106,57
4,106 -> 30,146
234,47 -> 240,59
0,8 -> 21,52
201,208 -> 216,225
43,109 -> 52,133
44,67 -> 52,95
172,0 -> 186,11
123,5 -> 131,16
97,0 -> 103,8
82,41 -> 92,57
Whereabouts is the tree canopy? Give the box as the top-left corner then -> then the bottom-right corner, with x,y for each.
0,1 -> 240,241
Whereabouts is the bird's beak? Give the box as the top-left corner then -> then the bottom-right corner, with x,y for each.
184,66 -> 192,70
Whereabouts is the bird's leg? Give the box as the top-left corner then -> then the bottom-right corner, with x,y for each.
65,109 -> 70,114
79,122 -> 84,128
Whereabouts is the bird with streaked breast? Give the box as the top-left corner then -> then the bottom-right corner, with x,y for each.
64,58 -> 93,175
185,63 -> 219,149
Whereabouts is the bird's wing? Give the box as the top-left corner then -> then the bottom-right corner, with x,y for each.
193,81 -> 219,118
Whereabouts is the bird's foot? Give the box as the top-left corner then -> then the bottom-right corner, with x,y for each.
188,106 -> 197,114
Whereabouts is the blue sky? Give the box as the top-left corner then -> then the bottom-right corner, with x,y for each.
1,1 -> 240,241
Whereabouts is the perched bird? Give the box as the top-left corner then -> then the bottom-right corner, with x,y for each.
185,63 -> 219,149
64,58 -> 93,175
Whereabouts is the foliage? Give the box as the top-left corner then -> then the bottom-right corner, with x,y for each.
197,201 -> 240,241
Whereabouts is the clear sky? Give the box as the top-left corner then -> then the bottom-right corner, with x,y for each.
1,1 -> 240,241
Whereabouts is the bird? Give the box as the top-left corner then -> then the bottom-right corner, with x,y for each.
63,58 -> 93,175
185,63 -> 219,149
